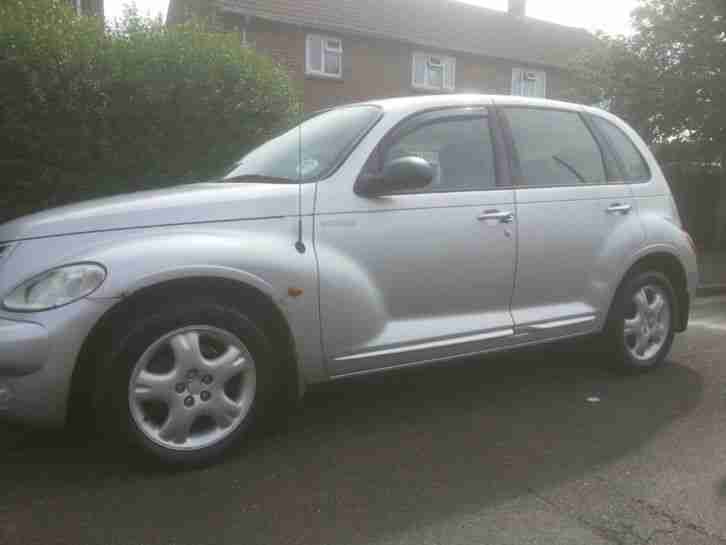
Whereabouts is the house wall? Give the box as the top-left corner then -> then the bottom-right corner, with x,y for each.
222,15 -> 577,112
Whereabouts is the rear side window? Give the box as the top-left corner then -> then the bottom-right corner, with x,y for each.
591,116 -> 651,182
383,116 -> 497,192
503,108 -> 607,187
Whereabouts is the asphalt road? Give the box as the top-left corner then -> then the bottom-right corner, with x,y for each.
2,297 -> 726,545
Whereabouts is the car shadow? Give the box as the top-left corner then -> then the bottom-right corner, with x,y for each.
715,477 -> 726,501
0,342 -> 704,545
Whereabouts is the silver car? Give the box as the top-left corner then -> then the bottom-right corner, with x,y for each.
0,95 -> 698,465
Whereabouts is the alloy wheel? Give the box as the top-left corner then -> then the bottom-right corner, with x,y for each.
623,284 -> 671,362
128,326 -> 256,451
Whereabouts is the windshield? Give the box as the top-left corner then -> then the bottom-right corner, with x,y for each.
224,105 -> 381,183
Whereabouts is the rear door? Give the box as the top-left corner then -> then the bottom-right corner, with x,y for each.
498,103 -> 644,340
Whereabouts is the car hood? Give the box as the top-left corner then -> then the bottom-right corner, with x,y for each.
0,182 -> 300,242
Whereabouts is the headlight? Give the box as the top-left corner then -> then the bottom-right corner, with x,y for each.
3,263 -> 106,311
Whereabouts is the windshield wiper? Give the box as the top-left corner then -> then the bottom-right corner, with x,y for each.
553,155 -> 587,184
223,174 -> 296,184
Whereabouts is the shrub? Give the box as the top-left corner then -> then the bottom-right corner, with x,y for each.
0,0 -> 300,220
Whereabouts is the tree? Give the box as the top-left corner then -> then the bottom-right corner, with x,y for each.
570,0 -> 726,246
564,33 -> 659,142
0,0 -> 300,220
632,0 -> 726,159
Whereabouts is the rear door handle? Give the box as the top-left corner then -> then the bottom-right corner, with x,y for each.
606,203 -> 632,214
477,209 -> 514,223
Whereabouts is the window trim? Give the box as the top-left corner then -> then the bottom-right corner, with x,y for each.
580,113 -> 623,183
498,105 -> 619,189
411,52 -> 456,92
357,106 -> 510,195
587,114 -> 653,184
511,67 -> 547,98
305,34 -> 343,79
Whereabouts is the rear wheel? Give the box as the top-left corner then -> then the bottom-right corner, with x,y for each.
605,271 -> 676,372
106,300 -> 276,466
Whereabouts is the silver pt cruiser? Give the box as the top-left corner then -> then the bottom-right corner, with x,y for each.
0,95 -> 698,465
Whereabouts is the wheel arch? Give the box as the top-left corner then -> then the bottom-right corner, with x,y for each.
607,251 -> 690,333
68,276 -> 301,423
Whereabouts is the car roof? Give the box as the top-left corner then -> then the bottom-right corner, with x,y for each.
354,94 -> 584,116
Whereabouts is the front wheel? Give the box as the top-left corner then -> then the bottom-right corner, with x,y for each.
106,300 -> 275,466
605,271 -> 676,372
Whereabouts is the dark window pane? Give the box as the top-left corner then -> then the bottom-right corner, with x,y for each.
307,36 -> 322,72
592,116 -> 651,181
413,56 -> 426,86
384,117 -> 496,192
428,65 -> 443,88
324,50 -> 340,75
504,108 -> 606,187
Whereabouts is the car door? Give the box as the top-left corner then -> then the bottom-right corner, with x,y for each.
315,107 -> 517,376
498,103 -> 644,340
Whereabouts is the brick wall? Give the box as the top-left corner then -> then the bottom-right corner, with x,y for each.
222,15 -> 578,112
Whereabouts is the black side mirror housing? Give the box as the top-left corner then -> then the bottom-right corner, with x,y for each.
354,156 -> 434,196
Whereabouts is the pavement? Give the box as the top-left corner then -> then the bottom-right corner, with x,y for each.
1,296 -> 726,545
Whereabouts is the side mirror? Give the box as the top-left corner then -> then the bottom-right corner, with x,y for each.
354,156 -> 434,196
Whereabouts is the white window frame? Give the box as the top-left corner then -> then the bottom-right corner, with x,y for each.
74,0 -> 82,15
305,34 -> 343,79
411,52 -> 456,92
511,67 -> 547,98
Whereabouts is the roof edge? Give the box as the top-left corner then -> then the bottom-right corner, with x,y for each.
216,1 -> 591,71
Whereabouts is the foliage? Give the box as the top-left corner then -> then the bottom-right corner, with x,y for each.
0,0 -> 299,220
567,0 -> 726,158
632,0 -> 726,158
563,33 -> 660,142
566,0 -> 726,248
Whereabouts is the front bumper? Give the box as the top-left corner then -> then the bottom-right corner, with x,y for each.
0,319 -> 49,376
0,298 -> 118,427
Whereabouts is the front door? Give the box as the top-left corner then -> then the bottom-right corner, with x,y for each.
315,108 -> 517,376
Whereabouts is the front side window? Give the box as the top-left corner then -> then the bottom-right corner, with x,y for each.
224,106 -> 380,183
504,108 -> 607,187
591,116 -> 651,182
306,34 -> 343,78
382,116 -> 496,193
412,53 -> 456,92
511,68 -> 546,98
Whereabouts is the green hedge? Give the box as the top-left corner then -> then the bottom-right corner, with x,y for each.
0,0 -> 300,221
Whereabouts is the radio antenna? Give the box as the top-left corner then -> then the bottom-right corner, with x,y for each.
294,114 -> 306,254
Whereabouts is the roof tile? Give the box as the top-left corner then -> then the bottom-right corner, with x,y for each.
217,0 -> 595,69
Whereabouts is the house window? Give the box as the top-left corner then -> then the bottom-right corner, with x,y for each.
306,34 -> 343,78
511,68 -> 547,98
412,53 -> 456,92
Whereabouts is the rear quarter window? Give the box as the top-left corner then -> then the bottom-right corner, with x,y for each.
591,116 -> 651,182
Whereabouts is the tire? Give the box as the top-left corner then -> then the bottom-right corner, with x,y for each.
104,299 -> 278,466
604,270 -> 677,373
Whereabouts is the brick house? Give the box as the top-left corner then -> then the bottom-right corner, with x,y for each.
169,0 -> 595,112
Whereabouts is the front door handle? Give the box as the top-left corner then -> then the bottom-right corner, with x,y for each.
477,209 -> 514,223
606,203 -> 632,214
